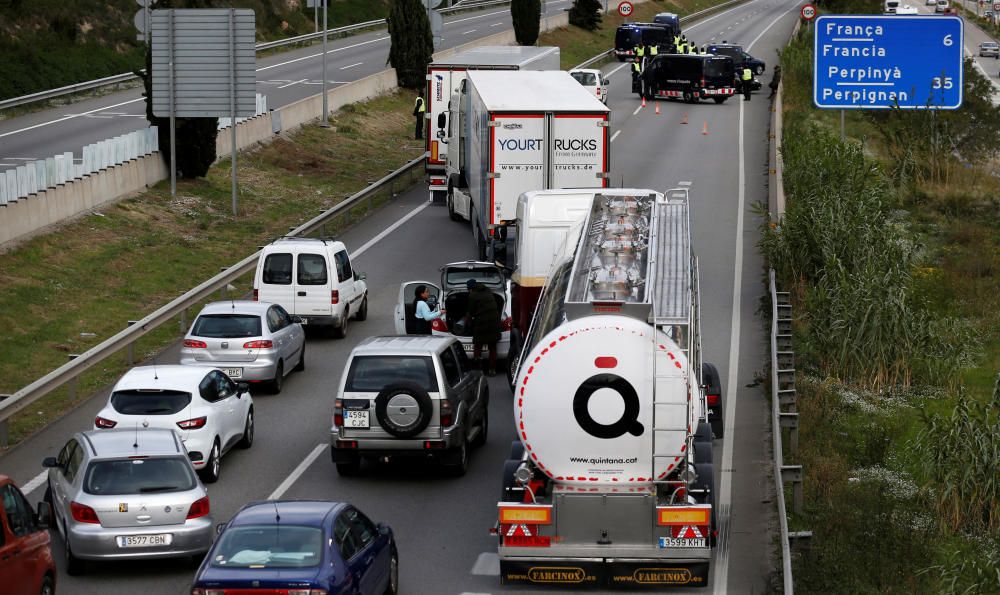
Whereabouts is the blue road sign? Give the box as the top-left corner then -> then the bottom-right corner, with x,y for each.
814,15 -> 963,110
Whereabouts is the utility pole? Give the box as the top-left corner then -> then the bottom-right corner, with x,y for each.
321,0 -> 330,127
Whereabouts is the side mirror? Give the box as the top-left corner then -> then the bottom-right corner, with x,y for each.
216,522 -> 227,535
357,272 -> 367,281
291,315 -> 303,324
604,77 -> 611,85
35,502 -> 51,529
437,112 -> 447,130
237,382 -> 250,394
42,456 -> 60,469
378,523 -> 391,537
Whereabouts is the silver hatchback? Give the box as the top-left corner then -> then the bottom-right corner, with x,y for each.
180,300 -> 306,393
43,429 -> 213,575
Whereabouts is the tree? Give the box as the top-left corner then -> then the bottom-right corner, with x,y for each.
138,0 -> 218,179
388,0 -> 434,89
568,0 -> 602,31
511,0 -> 541,46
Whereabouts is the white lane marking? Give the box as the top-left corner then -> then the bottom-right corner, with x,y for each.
610,130 -> 622,143
268,443 -> 328,500
462,29 -> 477,35
340,62 -> 363,70
678,180 -> 692,186
4,157 -> 40,160
257,36 -> 389,72
22,471 -> 47,495
490,22 -> 503,27
278,78 -> 308,89
607,62 -> 629,77
471,552 -> 501,576
303,80 -> 349,85
712,3 -> 804,592
351,202 -> 429,258
0,97 -> 144,140
632,105 -> 643,115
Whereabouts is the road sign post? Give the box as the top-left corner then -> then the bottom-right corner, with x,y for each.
800,4 -> 816,33
814,15 -> 963,110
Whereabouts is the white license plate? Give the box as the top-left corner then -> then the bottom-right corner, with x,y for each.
299,317 -> 308,325
344,410 -> 369,428
116,534 -> 173,548
659,537 -> 706,548
462,343 -> 475,353
223,368 -> 243,379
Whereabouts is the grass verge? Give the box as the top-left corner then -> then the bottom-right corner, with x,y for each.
772,23 -> 1000,594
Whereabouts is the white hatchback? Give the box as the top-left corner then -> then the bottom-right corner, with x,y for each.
569,68 -> 610,104
93,365 -> 253,484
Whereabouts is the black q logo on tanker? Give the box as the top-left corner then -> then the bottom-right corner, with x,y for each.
573,374 -> 644,439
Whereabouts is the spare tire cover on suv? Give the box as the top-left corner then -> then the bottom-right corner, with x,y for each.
375,383 -> 434,438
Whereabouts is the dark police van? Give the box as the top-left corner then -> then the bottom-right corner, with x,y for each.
636,54 -> 736,103
614,23 -> 674,61
706,43 -> 766,75
652,12 -> 681,38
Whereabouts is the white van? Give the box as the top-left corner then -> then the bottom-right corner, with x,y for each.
884,0 -> 899,12
253,237 -> 368,338
935,0 -> 949,11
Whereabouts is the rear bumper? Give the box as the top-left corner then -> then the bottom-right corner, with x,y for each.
68,517 -> 213,560
330,428 -> 464,462
178,356 -> 279,381
299,312 -> 343,327
499,557 -> 709,589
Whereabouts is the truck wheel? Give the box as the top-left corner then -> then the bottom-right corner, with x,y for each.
702,362 -> 724,439
500,459 -> 522,501
375,383 -> 433,438
509,439 -> 525,460
683,90 -> 695,103
694,441 -> 713,464
506,328 -> 522,391
695,422 -> 713,443
447,186 -> 461,222
693,463 -> 717,546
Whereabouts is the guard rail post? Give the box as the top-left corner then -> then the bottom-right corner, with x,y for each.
0,396 -> 9,448
66,354 -> 80,402
126,320 -> 139,365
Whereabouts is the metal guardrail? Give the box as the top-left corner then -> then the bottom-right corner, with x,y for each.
570,0 -> 749,69
0,155 -> 423,444
0,0 -> 512,111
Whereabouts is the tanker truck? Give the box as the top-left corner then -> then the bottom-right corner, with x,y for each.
495,188 -> 720,589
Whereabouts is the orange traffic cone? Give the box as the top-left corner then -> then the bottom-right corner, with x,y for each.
702,121 -> 709,135
642,96 -> 647,108
655,101 -> 661,115
681,112 -> 688,124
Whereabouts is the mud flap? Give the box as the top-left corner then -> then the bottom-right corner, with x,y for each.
500,559 -> 710,589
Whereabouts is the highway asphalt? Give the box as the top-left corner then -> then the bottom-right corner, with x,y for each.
913,1 -> 1000,103
0,1 -> 573,173
0,0 -> 802,592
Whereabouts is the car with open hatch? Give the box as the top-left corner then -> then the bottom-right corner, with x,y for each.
191,500 -> 397,595
93,365 -> 254,483
395,260 -> 512,362
330,335 -> 489,477
180,300 -> 306,394
0,475 -> 56,595
42,428 -> 213,575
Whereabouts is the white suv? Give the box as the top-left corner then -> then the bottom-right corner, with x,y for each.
94,366 -> 253,483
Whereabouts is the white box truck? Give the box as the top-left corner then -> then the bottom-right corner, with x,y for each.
440,70 -> 611,264
425,46 -> 560,201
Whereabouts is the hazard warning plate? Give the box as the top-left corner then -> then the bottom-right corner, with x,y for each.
658,537 -> 706,548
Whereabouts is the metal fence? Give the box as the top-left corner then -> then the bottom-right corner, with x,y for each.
0,0 -> 513,111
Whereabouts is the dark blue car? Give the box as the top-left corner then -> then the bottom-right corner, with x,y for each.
191,500 -> 398,595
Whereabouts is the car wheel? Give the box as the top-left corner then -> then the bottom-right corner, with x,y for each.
384,546 -> 399,595
40,575 -> 55,595
755,65 -> 764,75
269,361 -> 284,394
445,441 -> 469,477
472,408 -> 488,449
355,296 -> 368,321
200,440 -> 221,484
65,534 -> 85,576
336,456 -> 361,477
333,310 -> 349,339
238,408 -> 254,449
294,343 -> 305,372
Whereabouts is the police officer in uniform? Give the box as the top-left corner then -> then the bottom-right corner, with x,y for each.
413,92 -> 425,139
631,58 -> 643,94
741,66 -> 753,101
635,42 -> 645,68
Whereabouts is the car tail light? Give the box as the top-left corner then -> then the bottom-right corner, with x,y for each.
331,290 -> 339,304
192,590 -> 226,595
707,394 -> 720,407
336,440 -> 358,449
440,399 -> 454,427
700,77 -> 706,88
70,501 -> 99,524
177,416 -> 208,430
243,340 -> 273,349
333,399 -> 344,427
596,87 -> 601,96
183,339 -> 207,349
501,316 -> 512,331
252,288 -> 258,301
431,317 -> 448,332
187,496 -> 210,520
95,416 -> 118,429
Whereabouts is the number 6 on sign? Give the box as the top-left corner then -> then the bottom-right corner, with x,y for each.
943,34 -> 953,46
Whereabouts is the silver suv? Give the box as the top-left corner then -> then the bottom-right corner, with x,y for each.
42,429 -> 213,574
330,335 -> 489,477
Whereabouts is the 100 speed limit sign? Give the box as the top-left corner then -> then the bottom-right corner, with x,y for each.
618,1 -> 634,17
800,3 -> 816,20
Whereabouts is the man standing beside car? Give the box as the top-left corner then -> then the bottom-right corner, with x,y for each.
466,279 -> 500,376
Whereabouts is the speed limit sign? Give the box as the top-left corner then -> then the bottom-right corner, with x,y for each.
618,1 -> 634,17
994,2 -> 1000,11
800,3 -> 817,20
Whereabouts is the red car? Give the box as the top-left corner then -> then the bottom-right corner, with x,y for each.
0,475 -> 55,595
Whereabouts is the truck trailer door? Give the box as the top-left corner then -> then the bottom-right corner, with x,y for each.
490,114 -> 546,228
550,114 -> 609,190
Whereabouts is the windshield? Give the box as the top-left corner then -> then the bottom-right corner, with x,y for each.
571,71 -> 598,86
212,525 -> 323,568
615,28 -> 641,47
191,314 -> 262,338
84,457 -> 197,495
445,266 -> 503,288
345,356 -> 439,392
705,58 -> 734,79
110,390 -> 192,415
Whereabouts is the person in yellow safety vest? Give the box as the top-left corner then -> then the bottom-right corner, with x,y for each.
741,66 -> 753,101
688,44 -> 697,55
631,59 -> 642,94
673,34 -> 681,49
413,92 -> 425,140
649,43 -> 658,57
677,40 -> 686,54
